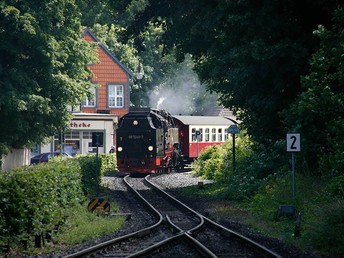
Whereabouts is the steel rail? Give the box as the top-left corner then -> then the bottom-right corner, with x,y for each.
146,174 -> 282,258
65,175 -> 164,258
145,174 -> 205,233
201,216 -> 282,258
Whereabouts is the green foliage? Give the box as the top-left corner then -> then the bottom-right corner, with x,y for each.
192,145 -> 220,178
0,158 -> 84,249
55,202 -> 126,245
0,0 -> 95,154
136,0 -> 342,145
99,153 -> 117,176
74,154 -> 100,197
283,7 -> 344,173
193,132 -> 288,201
325,175 -> 344,198
246,174 -> 294,219
242,172 -> 344,256
74,153 -> 117,196
305,200 -> 344,256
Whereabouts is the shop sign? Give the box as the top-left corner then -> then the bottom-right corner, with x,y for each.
70,122 -> 91,128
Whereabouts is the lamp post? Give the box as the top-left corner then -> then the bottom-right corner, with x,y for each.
227,124 -> 240,173
135,65 -> 144,106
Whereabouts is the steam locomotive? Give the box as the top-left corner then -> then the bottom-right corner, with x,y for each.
116,107 -> 236,174
116,108 -> 183,174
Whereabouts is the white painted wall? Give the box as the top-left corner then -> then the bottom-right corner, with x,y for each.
1,148 -> 31,171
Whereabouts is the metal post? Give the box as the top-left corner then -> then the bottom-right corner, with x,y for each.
60,132 -> 63,155
96,134 -> 100,191
197,139 -> 199,158
292,152 -> 296,198
232,133 -> 236,173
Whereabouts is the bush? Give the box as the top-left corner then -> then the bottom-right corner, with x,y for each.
326,175 -> 344,198
99,153 -> 117,176
0,158 -> 84,250
75,154 -> 99,195
192,145 -> 219,177
306,200 -> 344,256
74,153 -> 117,197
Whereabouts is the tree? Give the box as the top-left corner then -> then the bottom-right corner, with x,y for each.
0,0 -> 94,155
120,0 -> 342,145
283,7 -> 344,172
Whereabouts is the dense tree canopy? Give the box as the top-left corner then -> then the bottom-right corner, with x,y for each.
0,0 -> 94,154
283,7 -> 344,171
1,0 -> 343,173
108,0 -> 342,145
153,0 -> 342,144
110,0 -> 343,171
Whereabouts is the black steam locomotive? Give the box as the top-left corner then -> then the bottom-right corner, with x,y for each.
116,108 -> 183,174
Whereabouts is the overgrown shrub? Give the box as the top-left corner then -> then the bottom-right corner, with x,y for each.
192,145 -> 219,177
306,199 -> 344,256
0,157 -> 84,250
75,154 -> 100,197
99,153 -> 117,176
75,153 -> 117,196
325,174 -> 344,198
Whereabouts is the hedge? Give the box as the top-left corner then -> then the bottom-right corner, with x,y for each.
0,153 -> 117,252
0,157 -> 84,250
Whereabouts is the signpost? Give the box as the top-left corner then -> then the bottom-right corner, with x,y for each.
286,133 -> 300,198
228,124 -> 240,173
92,132 -> 104,191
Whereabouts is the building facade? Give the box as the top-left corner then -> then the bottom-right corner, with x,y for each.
36,29 -> 132,156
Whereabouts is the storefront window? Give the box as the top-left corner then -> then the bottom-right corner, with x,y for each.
31,143 -> 40,157
54,131 -> 80,156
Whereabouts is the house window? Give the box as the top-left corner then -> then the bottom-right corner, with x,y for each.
82,87 -> 96,107
108,85 -> 124,108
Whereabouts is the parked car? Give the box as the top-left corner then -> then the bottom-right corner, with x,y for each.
30,152 -> 73,164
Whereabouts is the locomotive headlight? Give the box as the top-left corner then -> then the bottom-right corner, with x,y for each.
117,147 -> 123,152
148,146 -> 153,151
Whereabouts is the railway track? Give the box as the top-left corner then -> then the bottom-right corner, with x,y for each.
66,174 -> 282,258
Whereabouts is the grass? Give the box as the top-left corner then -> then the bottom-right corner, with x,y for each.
176,172 -> 344,257
14,186 -> 127,256
54,203 -> 127,245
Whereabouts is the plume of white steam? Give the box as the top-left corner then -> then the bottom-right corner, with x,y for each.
148,55 -> 218,115
157,97 -> 166,109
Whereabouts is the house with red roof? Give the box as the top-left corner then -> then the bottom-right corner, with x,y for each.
36,29 -> 133,156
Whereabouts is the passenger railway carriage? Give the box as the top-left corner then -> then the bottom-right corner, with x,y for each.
172,115 -> 236,163
116,107 -> 237,174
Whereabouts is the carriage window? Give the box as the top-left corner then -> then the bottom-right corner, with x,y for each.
198,129 -> 203,141
205,128 -> 210,142
192,128 -> 203,142
192,128 -> 196,142
218,128 -> 223,142
212,128 -> 216,142
224,129 -> 229,141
